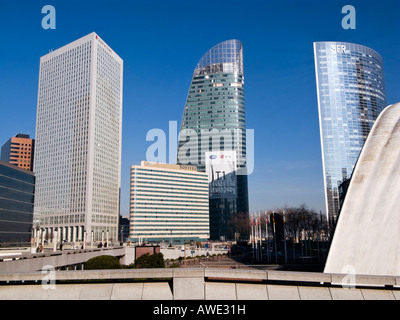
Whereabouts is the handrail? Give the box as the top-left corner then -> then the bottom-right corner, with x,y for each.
0,268 -> 398,289
0,246 -> 124,262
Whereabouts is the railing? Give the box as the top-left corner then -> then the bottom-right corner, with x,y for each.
0,268 -> 399,300
0,267 -> 398,287
0,246 -> 124,262
0,246 -> 127,273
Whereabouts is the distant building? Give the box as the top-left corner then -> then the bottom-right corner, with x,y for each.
135,245 -> 160,260
0,160 -> 35,246
338,177 -> 351,213
34,32 -> 123,244
118,216 -> 129,243
129,161 -> 210,244
1,134 -> 35,171
314,42 -> 387,227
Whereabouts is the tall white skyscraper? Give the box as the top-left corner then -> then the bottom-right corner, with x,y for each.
34,33 -> 123,244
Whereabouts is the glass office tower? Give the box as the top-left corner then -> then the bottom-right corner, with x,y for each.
177,40 -> 249,241
314,42 -> 387,227
0,161 -> 35,245
34,33 -> 123,244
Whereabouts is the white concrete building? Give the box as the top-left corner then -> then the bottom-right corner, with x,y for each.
34,33 -> 123,244
130,162 -> 210,244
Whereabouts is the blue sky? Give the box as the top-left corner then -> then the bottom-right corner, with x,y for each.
0,0 -> 399,217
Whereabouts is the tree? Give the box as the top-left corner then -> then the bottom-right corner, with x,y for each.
133,253 -> 165,269
84,255 -> 121,270
252,204 -> 328,243
229,212 -> 250,240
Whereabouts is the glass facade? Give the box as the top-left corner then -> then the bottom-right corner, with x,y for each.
0,161 -> 35,245
314,42 -> 387,226
177,40 -> 249,241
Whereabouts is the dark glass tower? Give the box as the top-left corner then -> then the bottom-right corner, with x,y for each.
0,160 -> 35,245
177,40 -> 249,241
314,42 -> 387,227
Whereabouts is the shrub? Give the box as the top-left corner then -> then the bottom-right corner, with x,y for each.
168,263 -> 180,268
84,255 -> 121,270
134,253 -> 165,269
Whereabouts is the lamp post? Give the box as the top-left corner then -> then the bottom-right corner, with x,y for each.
83,230 -> 86,249
34,219 -> 40,252
273,212 -> 278,263
53,228 -> 58,252
36,225 -> 40,251
283,211 -> 287,263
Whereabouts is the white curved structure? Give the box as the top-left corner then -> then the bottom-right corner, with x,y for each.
324,102 -> 400,276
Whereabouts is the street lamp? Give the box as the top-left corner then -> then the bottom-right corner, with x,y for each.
53,227 -> 58,252
83,230 -> 86,249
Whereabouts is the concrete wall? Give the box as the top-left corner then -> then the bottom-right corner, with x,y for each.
0,268 -> 399,300
0,246 -> 134,272
136,246 -> 160,260
161,247 -> 227,260
0,245 -> 227,273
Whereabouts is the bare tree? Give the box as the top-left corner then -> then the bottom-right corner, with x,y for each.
251,204 -> 328,243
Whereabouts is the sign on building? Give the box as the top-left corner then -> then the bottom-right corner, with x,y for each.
205,151 -> 237,199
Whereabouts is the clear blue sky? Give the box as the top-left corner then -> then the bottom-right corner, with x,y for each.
0,0 -> 399,217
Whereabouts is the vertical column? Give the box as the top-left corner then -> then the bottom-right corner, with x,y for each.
53,229 -> 57,251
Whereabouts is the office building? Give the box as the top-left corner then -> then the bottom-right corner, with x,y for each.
34,33 -> 123,243
118,216 -> 129,243
314,41 -> 387,226
0,160 -> 35,245
129,161 -> 209,244
1,134 -> 35,171
177,40 -> 249,240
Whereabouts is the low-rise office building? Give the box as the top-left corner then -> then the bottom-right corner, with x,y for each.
1,134 -> 35,171
129,161 -> 210,244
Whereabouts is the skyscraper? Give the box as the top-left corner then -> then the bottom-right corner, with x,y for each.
34,33 -> 123,244
1,134 -> 35,171
314,42 -> 387,226
177,40 -> 249,241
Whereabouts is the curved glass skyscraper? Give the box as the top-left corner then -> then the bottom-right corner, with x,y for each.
314,42 -> 387,227
177,40 -> 249,240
